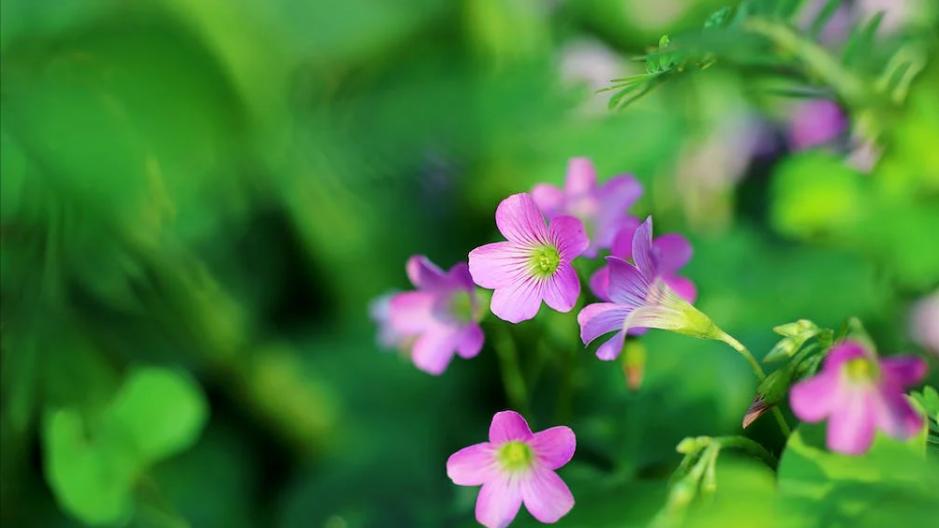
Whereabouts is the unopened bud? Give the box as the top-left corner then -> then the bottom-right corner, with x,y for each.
622,341 -> 646,391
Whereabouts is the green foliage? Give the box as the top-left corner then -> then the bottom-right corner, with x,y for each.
778,423 -> 939,526
43,368 -> 207,525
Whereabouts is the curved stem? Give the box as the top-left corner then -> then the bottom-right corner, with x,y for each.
715,436 -> 778,469
718,332 -> 792,437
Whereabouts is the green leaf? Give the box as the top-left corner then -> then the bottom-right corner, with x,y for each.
43,409 -> 136,525
771,152 -> 865,238
42,367 -> 208,525
777,422 -> 939,525
106,368 -> 208,463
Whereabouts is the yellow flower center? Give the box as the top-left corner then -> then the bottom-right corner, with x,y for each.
529,245 -> 561,278
844,357 -> 878,382
448,291 -> 475,323
497,441 -> 534,472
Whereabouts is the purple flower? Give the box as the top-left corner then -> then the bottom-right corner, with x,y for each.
788,99 -> 847,150
578,217 -> 719,361
446,411 -> 575,528
531,157 -> 642,257
589,223 -> 697,303
468,193 -> 589,324
387,256 -> 485,375
790,340 -> 927,455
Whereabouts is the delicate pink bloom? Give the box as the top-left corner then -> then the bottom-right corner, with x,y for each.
589,223 -> 697,303
531,158 -> 642,257
387,256 -> 485,375
790,340 -> 927,455
910,290 -> 939,357
446,411 -> 576,528
370,292 -> 406,349
789,99 -> 847,150
578,217 -> 718,361
468,193 -> 588,323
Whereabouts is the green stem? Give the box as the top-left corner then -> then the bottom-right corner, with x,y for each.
743,17 -> 870,107
718,332 -> 792,437
715,436 -> 779,469
493,325 -> 529,414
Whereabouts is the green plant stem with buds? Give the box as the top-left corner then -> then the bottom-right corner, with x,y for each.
718,332 -> 792,437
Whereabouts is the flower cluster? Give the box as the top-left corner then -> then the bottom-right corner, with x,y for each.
372,157 -> 930,527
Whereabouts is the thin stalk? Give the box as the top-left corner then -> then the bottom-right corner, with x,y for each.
715,436 -> 779,469
718,332 -> 792,437
743,17 -> 869,107
493,325 -> 529,415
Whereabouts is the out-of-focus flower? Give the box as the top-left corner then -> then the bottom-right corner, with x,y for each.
788,99 -> 848,151
531,158 -> 642,257
369,291 -> 405,349
589,224 -> 696,303
446,410 -> 575,528
578,218 -> 720,360
790,340 -> 927,455
469,193 -> 588,323
387,256 -> 485,375
910,290 -> 939,356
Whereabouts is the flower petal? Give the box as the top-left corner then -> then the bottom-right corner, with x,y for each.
406,255 -> 449,290
520,468 -> 575,524
827,388 -> 877,455
531,426 -> 576,470
490,278 -> 544,324
543,265 -> 581,313
874,389 -> 924,439
610,222 -> 639,259
578,302 -> 629,345
456,324 -> 485,359
489,411 -> 533,443
532,183 -> 564,218
880,356 -> 927,387
605,256 -> 649,307
823,340 -> 869,370
588,265 -> 611,300
631,217 -> 657,280
475,476 -> 522,528
447,442 -> 497,486
468,242 -> 530,289
598,173 -> 642,211
653,234 -> 693,273
565,157 -> 597,195
790,371 -> 839,422
596,330 -> 626,361
663,274 -> 697,303
388,291 -> 436,334
446,262 -> 476,291
549,215 -> 589,259
411,328 -> 456,375
495,193 -> 549,245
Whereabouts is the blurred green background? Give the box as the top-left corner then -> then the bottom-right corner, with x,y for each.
2,0 -> 938,527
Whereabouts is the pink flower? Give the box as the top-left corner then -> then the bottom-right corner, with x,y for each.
588,223 -> 697,303
790,340 -> 927,455
370,292 -> 406,349
532,157 -> 642,257
910,290 -> 939,357
446,411 -> 576,528
468,193 -> 589,323
578,217 -> 719,361
788,99 -> 847,150
387,256 -> 485,375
